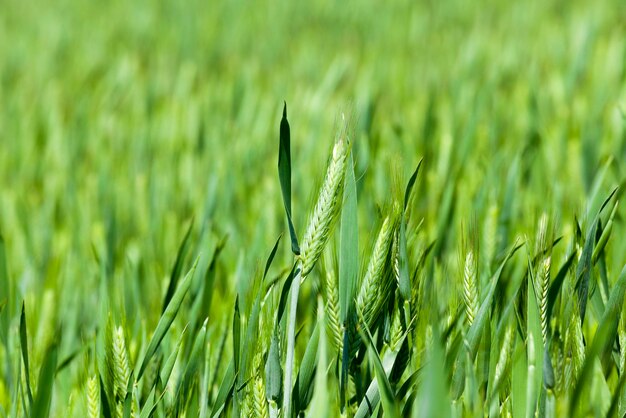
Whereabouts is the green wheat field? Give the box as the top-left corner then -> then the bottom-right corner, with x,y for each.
2,0 -> 626,417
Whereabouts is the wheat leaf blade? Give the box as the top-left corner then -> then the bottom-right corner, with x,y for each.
278,102 -> 300,255
31,341 -> 58,418
137,258 -> 199,380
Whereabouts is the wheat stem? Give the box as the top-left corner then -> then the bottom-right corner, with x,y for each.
282,265 -> 302,418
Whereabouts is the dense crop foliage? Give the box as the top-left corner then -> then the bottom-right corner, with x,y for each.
1,0 -> 626,416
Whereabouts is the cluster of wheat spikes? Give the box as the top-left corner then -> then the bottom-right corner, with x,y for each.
271,104 -> 624,418
3,103 -> 626,418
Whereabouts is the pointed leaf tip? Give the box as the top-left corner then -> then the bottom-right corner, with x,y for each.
404,159 -> 423,211
278,102 -> 300,255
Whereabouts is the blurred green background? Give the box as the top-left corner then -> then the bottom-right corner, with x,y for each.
1,0 -> 626,414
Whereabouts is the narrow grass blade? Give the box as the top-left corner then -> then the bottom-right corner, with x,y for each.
19,302 -> 34,409
340,325 -> 351,411
576,219 -> 598,324
278,102 -> 300,255
511,342 -> 528,418
398,216 -> 410,301
597,265 -> 626,359
525,334 -> 537,418
358,309 -> 401,418
466,241 -> 523,357
415,325 -> 450,418
338,150 -> 358,410
233,297 -> 241,377
577,188 -> 618,323
354,346 -> 408,418
199,338 -> 211,418
200,238 -> 226,328
265,329 -> 282,404
306,300 -> 328,418
122,371 -> 135,418
397,160 -> 421,302
161,219 -> 194,313
99,374 -> 114,418
592,199 -> 618,265
137,258 -> 199,380
210,360 -> 236,418
570,264 -> 626,413
433,177 -> 456,258
173,319 -> 208,416
264,234 -> 283,280
403,159 -> 422,211
339,150 -> 358,324
239,286 -> 263,407
545,250 -> 576,329
605,362 -> 626,418
139,384 -> 167,418
276,264 -> 298,322
160,325 -> 187,386
31,341 -> 58,418
0,234 -> 9,349
293,323 -> 320,414
56,343 -> 89,374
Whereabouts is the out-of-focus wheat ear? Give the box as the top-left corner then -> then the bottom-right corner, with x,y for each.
112,326 -> 130,417
462,249 -> 478,326
534,213 -> 552,346
87,376 -> 100,418
251,341 -> 269,418
494,325 -> 515,392
538,256 -> 551,345
356,213 -> 398,329
104,315 -> 117,408
324,266 -> 343,353
299,118 -> 350,278
392,230 -> 401,285
254,373 -> 269,418
389,310 -> 403,352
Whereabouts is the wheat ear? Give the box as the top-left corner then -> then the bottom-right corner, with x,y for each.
463,249 -> 478,326
113,326 -> 130,418
325,269 -> 343,352
537,256 -> 551,344
356,214 -> 398,329
494,325 -> 515,390
565,303 -> 585,388
86,375 -> 100,418
534,214 -> 551,345
299,124 -> 350,278
283,118 -> 350,418
252,347 -> 269,418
